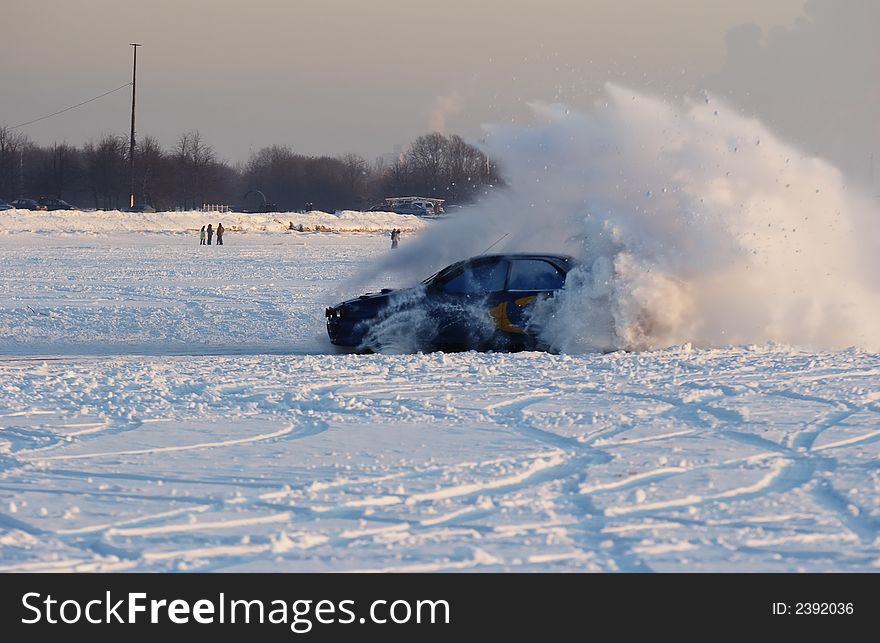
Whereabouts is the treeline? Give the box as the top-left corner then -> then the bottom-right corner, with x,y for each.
0,126 -> 502,211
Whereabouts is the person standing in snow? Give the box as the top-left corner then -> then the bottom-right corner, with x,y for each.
390,228 -> 399,249
199,225 -> 206,245
207,223 -> 213,245
216,222 -> 224,246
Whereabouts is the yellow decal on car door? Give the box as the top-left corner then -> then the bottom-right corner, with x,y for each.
489,296 -> 537,333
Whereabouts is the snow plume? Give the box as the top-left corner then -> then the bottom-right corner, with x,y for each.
359,287 -> 434,354
372,83 -> 880,352
358,287 -> 497,353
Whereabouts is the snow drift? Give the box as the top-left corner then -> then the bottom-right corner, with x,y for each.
371,84 -> 880,352
0,209 -> 428,235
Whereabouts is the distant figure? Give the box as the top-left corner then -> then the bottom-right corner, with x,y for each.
199,225 -> 206,245
207,223 -> 213,245
390,228 -> 398,249
216,222 -> 224,245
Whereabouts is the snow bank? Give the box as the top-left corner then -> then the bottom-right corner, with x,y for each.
0,208 -> 429,234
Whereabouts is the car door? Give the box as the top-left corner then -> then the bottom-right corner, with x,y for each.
428,257 -> 510,349
491,258 -> 567,340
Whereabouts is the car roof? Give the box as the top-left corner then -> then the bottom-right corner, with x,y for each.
424,253 -> 576,284
472,253 -> 575,264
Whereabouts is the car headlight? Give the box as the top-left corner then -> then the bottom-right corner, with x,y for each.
326,306 -> 351,319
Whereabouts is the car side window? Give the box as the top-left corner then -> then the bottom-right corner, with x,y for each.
440,259 -> 509,294
507,259 -> 566,291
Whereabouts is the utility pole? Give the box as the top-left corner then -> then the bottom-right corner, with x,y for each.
128,43 -> 141,209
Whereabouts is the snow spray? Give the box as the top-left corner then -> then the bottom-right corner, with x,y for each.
363,83 -> 880,352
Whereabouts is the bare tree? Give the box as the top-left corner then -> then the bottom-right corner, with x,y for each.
0,126 -> 28,200
406,132 -> 446,194
243,145 -> 306,210
2,127 -> 503,210
84,135 -> 128,209
379,132 -> 500,204
174,130 -> 217,209
340,153 -> 368,206
135,135 -> 165,208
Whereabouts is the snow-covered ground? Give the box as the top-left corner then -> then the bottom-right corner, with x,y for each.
0,231 -> 392,356
1,232 -> 878,572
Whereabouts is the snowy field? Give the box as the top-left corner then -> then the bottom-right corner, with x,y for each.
0,230 -> 388,356
1,231 -> 879,572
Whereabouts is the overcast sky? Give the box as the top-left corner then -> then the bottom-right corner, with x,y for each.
2,0 -> 876,185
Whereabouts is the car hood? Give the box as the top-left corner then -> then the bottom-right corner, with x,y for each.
338,288 -> 397,306
335,288 -> 398,309
331,285 -> 432,318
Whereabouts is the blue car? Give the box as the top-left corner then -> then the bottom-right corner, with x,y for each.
392,203 -> 433,216
9,198 -> 43,210
37,197 -> 76,210
326,253 -> 574,352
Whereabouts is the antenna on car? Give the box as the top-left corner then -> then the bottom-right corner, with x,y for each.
480,233 -> 509,255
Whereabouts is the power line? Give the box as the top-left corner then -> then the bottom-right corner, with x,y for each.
9,82 -> 132,130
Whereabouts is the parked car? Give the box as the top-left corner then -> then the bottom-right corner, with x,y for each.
392,203 -> 433,216
0,199 -> 13,211
326,253 -> 574,352
37,197 -> 75,210
408,199 -> 443,214
124,204 -> 156,213
9,198 -> 44,210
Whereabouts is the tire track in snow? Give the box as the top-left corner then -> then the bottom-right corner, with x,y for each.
483,392 -> 587,451
812,427 -> 880,453
482,390 -> 649,571
601,456 -> 810,518
22,422 -> 294,461
404,451 -> 567,504
788,408 -> 860,451
809,479 -> 879,544
12,418 -> 145,457
105,512 -> 291,538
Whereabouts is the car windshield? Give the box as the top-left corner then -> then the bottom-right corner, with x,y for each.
422,262 -> 462,285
